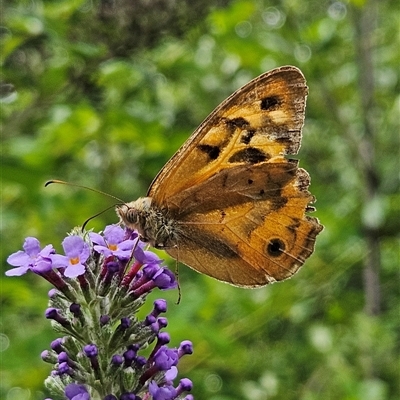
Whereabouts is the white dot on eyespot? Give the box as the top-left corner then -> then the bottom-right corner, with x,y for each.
204,373 -> 223,392
0,333 -> 10,352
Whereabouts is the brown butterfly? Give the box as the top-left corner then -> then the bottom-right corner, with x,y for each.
117,66 -> 323,288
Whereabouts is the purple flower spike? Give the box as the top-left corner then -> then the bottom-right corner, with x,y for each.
8,226 -> 194,399
6,237 -> 54,276
65,383 -> 90,400
51,236 -> 89,278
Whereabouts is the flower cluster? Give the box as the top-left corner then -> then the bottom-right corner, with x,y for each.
6,225 -> 194,400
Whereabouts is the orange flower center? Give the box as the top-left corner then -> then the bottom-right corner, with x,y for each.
70,257 -> 80,265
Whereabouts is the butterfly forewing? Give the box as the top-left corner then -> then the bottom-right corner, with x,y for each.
148,66 -> 307,202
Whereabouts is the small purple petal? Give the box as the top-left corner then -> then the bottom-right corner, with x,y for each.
64,262 -> 86,278
5,265 -> 31,276
51,254 -> 70,268
164,366 -> 178,381
89,232 -> 107,247
104,225 -> 125,243
23,237 -> 41,256
62,236 -> 87,259
7,250 -> 31,267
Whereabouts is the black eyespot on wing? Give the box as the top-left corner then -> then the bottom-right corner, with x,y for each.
260,96 -> 280,110
226,117 -> 250,129
198,144 -> 220,160
267,238 -> 285,257
228,147 -> 269,164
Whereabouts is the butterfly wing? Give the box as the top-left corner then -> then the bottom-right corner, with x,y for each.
148,66 -> 307,201
147,66 -> 322,286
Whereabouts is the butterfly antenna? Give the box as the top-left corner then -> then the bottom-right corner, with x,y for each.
45,179 -> 126,232
174,245 -> 182,304
45,179 -> 126,203
81,204 -> 124,231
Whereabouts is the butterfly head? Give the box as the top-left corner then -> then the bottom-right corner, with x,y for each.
116,197 -> 152,230
116,197 -> 178,249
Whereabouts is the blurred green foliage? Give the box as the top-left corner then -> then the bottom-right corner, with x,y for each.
1,0 -> 399,399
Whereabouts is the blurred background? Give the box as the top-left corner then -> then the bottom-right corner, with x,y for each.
1,0 -> 399,399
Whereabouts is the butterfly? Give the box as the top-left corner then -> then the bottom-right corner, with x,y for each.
117,66 -> 323,288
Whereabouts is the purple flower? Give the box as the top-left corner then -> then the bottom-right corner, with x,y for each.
111,354 -> 124,366
6,237 -> 54,276
65,383 -> 90,400
51,236 -> 90,278
153,299 -> 167,314
178,341 -> 193,357
89,225 -> 136,260
83,344 -> 98,358
154,346 -> 179,371
100,315 -> 110,326
58,361 -> 72,375
152,268 -> 177,290
45,308 -> 70,327
149,380 -> 176,400
134,246 -> 163,266
176,378 -> 193,394
70,303 -> 82,318
50,338 -> 64,353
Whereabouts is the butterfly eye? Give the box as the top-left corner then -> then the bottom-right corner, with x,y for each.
125,208 -> 139,225
267,238 -> 285,257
